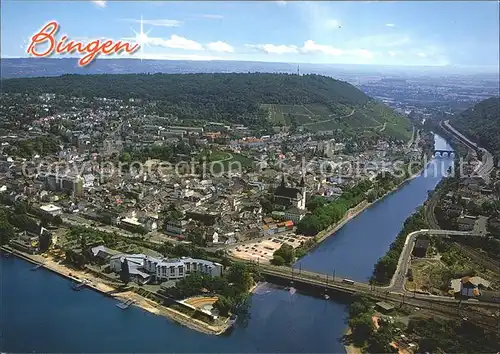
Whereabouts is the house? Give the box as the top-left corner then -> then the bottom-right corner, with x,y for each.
90,245 -> 121,265
488,217 -> 500,234
164,219 -> 189,238
39,204 -> 62,216
375,301 -> 395,313
445,204 -> 462,218
283,207 -> 306,223
450,276 -> 490,298
457,216 -> 477,231
413,239 -> 429,258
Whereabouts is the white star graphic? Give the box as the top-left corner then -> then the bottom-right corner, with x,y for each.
123,16 -> 152,61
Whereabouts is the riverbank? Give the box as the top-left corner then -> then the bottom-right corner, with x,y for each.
314,168 -> 424,245
0,245 -> 231,336
344,328 -> 362,354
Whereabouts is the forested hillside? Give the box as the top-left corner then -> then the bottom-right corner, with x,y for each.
452,97 -> 500,158
2,73 -> 411,138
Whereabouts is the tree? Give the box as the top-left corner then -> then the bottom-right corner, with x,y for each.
348,297 -> 372,318
227,262 -> 254,292
349,312 -> 374,345
417,337 -> 439,353
187,227 -> 206,247
213,295 -> 234,317
259,196 -> 273,214
14,201 -> 27,215
368,325 -> 397,353
0,210 -> 15,245
39,231 -> 52,252
53,215 -> 63,226
273,243 -> 295,265
306,196 -> 327,212
120,152 -> 132,163
120,258 -> 130,283
270,255 -> 285,266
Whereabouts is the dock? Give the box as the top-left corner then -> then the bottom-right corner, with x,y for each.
71,281 -> 87,291
30,263 -> 44,271
116,299 -> 135,310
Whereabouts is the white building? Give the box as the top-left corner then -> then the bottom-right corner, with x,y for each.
39,204 -> 62,216
164,219 -> 188,236
109,254 -> 223,282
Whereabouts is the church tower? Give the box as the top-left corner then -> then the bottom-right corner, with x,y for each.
298,175 -> 306,210
280,174 -> 286,188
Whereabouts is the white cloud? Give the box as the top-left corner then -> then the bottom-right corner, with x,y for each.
385,23 -> 396,27
325,19 -> 342,29
247,44 -> 299,54
388,50 -> 397,57
92,1 -> 106,8
301,40 -> 343,56
246,40 -> 373,60
276,1 -> 287,6
206,41 -> 234,53
147,35 -> 204,51
417,52 -> 427,58
125,53 -> 224,61
199,14 -> 224,19
127,19 -> 182,27
301,40 -> 373,59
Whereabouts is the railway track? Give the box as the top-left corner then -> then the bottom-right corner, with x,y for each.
425,192 -> 440,229
453,242 -> 500,273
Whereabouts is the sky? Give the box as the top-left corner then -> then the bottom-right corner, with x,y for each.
1,0 -> 499,68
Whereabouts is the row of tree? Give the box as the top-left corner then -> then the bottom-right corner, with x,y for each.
372,208 -> 428,284
297,180 -> 373,236
270,238 -> 316,266
452,96 -> 500,161
406,317 -> 500,353
160,262 -> 257,317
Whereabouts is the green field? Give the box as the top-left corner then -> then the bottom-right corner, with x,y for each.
206,151 -> 254,173
207,151 -> 231,162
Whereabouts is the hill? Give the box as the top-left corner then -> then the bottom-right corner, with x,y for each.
1,73 -> 412,139
452,97 -> 500,158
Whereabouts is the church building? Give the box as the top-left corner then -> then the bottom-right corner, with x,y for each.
273,176 -> 306,211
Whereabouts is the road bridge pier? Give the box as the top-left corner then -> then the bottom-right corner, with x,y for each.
260,270 -> 358,302
433,149 -> 455,157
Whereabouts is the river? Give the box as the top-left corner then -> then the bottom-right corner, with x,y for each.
0,135 -> 453,353
295,134 -> 454,281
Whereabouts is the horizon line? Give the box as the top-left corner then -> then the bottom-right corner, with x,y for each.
1,56 -> 499,74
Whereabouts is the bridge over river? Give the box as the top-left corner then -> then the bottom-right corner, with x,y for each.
251,229 -> 500,308
433,148 -> 455,157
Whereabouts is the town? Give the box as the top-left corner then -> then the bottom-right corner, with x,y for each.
1,72 -> 498,353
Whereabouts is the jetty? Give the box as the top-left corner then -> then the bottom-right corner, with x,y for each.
71,281 -> 87,291
30,263 -> 44,271
116,299 -> 135,310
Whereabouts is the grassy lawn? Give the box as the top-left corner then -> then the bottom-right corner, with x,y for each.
405,259 -> 453,295
208,151 -> 231,162
207,151 -> 254,173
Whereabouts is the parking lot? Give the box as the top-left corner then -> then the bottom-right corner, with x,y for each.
228,233 -> 310,263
